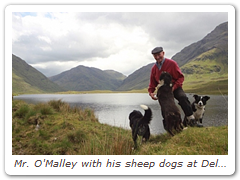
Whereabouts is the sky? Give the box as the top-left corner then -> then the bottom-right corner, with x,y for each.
12,10 -> 228,77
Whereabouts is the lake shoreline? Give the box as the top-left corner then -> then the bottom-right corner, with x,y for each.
13,93 -> 228,135
13,86 -> 228,97
12,99 -> 228,155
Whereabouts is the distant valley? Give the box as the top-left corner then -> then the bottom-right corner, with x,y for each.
12,22 -> 228,95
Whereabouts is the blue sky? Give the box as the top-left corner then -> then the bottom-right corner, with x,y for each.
18,12 -> 37,17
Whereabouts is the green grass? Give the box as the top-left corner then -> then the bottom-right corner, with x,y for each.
12,100 -> 228,155
12,100 -> 133,155
183,79 -> 228,95
135,126 -> 228,155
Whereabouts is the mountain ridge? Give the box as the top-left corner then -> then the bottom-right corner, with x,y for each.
172,21 -> 228,67
12,54 -> 62,94
49,65 -> 126,91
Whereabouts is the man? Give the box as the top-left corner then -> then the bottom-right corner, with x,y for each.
148,47 -> 199,127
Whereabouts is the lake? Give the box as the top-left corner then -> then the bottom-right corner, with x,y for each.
13,93 -> 228,135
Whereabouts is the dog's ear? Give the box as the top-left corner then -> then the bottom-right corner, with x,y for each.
193,94 -> 198,99
203,96 -> 210,101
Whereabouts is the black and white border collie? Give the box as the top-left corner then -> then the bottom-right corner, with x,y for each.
129,105 -> 152,148
191,94 -> 210,127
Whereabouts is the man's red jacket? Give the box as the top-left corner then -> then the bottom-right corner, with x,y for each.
148,58 -> 184,94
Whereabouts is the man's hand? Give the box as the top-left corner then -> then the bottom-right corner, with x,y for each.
150,93 -> 158,100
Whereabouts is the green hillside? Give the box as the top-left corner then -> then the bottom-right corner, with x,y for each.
175,22 -> 228,94
182,47 -> 228,94
172,22 -> 228,67
12,71 -> 43,94
12,55 -> 62,94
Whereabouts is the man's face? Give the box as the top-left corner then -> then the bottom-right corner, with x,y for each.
153,51 -> 164,63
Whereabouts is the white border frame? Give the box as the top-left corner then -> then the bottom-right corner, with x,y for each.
5,5 -> 235,176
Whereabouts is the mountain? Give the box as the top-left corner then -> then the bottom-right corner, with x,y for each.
118,22 -> 228,93
12,54 -> 62,94
172,22 -> 228,67
13,22 -> 228,94
104,70 -> 127,81
178,22 -> 228,94
116,63 -> 154,91
49,65 -> 126,91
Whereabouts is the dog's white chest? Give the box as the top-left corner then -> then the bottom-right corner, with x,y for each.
193,104 -> 205,120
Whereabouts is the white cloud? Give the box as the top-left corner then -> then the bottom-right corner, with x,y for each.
31,61 -> 82,77
12,11 -> 228,77
38,36 -> 51,44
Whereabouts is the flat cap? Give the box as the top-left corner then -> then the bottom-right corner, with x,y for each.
151,47 -> 163,54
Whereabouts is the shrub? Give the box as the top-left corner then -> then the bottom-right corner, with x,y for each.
48,100 -> 67,112
59,103 -> 70,113
25,109 -> 38,122
13,104 -> 29,119
80,108 -> 98,122
12,100 -> 26,112
34,103 -> 54,115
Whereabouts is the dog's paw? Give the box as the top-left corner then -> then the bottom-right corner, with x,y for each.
140,104 -> 148,110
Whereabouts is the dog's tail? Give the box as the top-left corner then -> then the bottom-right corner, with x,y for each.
140,105 -> 152,124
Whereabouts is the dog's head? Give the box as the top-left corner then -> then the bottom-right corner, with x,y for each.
193,94 -> 210,107
129,110 -> 142,120
159,71 -> 172,87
